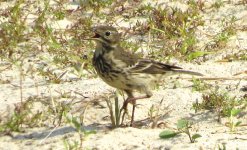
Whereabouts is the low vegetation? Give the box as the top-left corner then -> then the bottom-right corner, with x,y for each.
0,0 -> 246,149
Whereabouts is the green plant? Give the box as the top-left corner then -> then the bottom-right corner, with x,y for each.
205,16 -> 237,51
0,98 -> 44,133
211,0 -> 224,9
63,139 -> 80,150
105,92 -> 122,128
225,108 -> 242,132
221,50 -> 247,61
148,104 -> 160,128
187,51 -> 213,61
37,68 -> 67,84
148,98 -> 172,128
65,115 -> 96,149
191,78 -> 210,92
192,85 -> 246,128
147,4 -> 204,60
0,93 -> 79,134
159,119 -> 201,143
194,88 -> 228,122
218,143 -> 226,150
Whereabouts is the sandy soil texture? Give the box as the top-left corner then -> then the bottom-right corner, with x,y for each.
0,0 -> 246,150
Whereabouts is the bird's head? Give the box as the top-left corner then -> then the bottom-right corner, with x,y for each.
89,26 -> 120,45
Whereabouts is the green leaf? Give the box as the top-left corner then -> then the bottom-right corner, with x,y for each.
84,130 -> 97,136
71,117 -> 81,130
187,51 -> 212,61
231,109 -> 241,116
177,119 -> 189,129
151,27 -> 166,34
54,11 -> 65,20
235,121 -> 242,127
159,130 -> 178,139
49,41 -> 61,49
192,134 -> 202,140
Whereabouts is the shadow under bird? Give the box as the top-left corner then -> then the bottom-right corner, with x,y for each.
88,25 -> 203,126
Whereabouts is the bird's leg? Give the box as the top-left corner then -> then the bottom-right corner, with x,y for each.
120,98 -> 130,125
125,95 -> 151,126
121,90 -> 152,126
131,101 -> 136,127
120,108 -> 127,125
120,95 -> 151,126
120,90 -> 134,125
120,97 -> 137,126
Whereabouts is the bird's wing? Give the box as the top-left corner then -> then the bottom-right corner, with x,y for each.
128,59 -> 182,74
112,46 -> 139,67
112,46 -> 182,74
112,46 -> 202,76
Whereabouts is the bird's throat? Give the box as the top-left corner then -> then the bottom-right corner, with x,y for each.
94,42 -> 117,57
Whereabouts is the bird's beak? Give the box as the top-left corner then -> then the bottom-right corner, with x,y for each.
84,33 -> 101,41
92,33 -> 101,39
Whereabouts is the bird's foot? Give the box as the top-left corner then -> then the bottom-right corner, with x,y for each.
120,101 -> 128,125
120,97 -> 136,125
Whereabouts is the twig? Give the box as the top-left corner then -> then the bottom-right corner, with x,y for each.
74,91 -> 89,98
105,96 -> 116,127
183,77 -> 247,81
39,124 -> 59,144
19,62 -> 23,104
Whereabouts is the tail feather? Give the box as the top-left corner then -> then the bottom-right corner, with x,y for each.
173,70 -> 203,76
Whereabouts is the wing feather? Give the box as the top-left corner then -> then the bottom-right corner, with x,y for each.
128,59 -> 182,74
112,46 -> 139,67
111,47 -> 203,76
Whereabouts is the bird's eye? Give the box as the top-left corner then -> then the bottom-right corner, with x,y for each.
105,31 -> 111,36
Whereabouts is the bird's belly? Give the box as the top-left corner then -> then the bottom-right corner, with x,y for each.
129,73 -> 163,89
98,72 -> 131,90
99,71 -> 163,92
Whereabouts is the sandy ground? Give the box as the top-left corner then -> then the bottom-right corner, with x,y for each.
0,0 -> 247,150
0,61 -> 246,150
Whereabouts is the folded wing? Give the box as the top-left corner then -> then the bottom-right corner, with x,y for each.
128,59 -> 181,74
128,59 -> 203,76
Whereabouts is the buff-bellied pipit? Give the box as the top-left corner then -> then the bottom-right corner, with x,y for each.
89,25 -> 203,126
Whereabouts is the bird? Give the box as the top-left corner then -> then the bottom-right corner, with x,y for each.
89,25 -> 203,126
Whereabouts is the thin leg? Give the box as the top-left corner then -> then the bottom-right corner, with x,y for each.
121,89 -> 153,127
120,107 -> 127,125
120,90 -> 134,125
130,103 -> 136,127
121,95 -> 151,126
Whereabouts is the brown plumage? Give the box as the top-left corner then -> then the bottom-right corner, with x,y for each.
90,25 -> 203,126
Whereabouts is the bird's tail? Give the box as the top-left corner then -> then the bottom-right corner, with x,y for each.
173,70 -> 203,76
